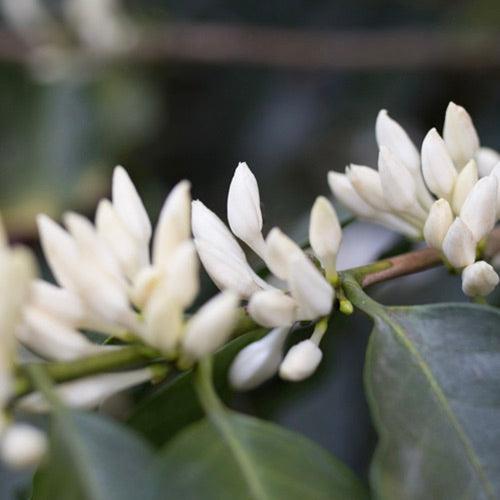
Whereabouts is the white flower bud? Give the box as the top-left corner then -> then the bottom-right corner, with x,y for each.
451,159 -> 478,214
165,241 -> 199,308
378,146 -> 423,218
248,290 -> 297,327
192,200 -> 264,297
227,163 -> 266,257
375,109 -> 420,173
63,212 -> 123,282
421,128 -> 457,199
0,424 -> 47,468
264,228 -> 304,281
130,266 -> 163,310
18,368 -> 153,412
152,180 -> 191,268
442,218 -> 476,268
375,212 -> 422,239
289,253 -> 334,320
309,196 -> 342,277
462,261 -> 499,297
346,165 -> 388,211
327,171 -> 377,219
490,163 -> 500,217
229,327 -> 289,391
112,166 -> 152,244
474,147 -> 500,177
443,102 -> 480,170
20,307 -> 111,360
279,340 -> 323,382
423,199 -> 453,250
182,292 -> 239,360
95,199 -> 146,279
460,175 -> 498,242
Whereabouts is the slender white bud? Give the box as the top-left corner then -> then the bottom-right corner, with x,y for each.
375,212 -> 422,239
421,128 -> 457,199
309,196 -> 341,276
37,214 -> 79,290
279,340 -> 323,382
443,102 -> 480,170
375,109 -> 420,172
264,228 -> 304,281
346,165 -> 388,211
0,424 -> 47,468
491,163 -> 500,217
19,369 -> 153,413
229,327 -> 289,391
289,253 -> 334,320
152,180 -> 191,268
451,159 -> 478,214
95,199 -> 146,279
182,292 -> 239,360
112,166 -> 152,243
460,175 -> 498,242
475,147 -> 500,177
248,290 -> 297,327
462,261 -> 499,297
442,218 -> 476,268
130,266 -> 163,310
378,146 -> 422,217
63,212 -> 123,282
20,307 -> 112,360
227,162 -> 266,257
327,171 -> 377,219
165,241 -> 199,308
423,199 -> 454,250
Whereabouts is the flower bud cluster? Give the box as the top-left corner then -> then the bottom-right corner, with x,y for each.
0,220 -> 47,468
193,163 -> 342,389
32,166 -> 240,364
330,102 -> 500,297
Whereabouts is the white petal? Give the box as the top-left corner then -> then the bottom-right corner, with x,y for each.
248,289 -> 297,327
228,327 -> 289,391
421,128 -> 457,199
443,102 -> 480,170
288,253 -> 334,320
279,339 -> 323,382
490,163 -> 500,217
130,266 -> 163,310
227,162 -> 266,257
0,424 -> 47,468
451,159 -> 478,214
18,368 -> 153,412
264,227 -> 304,281
462,261 -> 499,297
460,175 -> 497,242
474,147 -> 500,177
112,165 -> 152,243
309,196 -> 341,275
442,218 -> 476,268
182,291 -> 239,360
346,164 -> 388,211
152,180 -> 191,268
423,199 -> 453,250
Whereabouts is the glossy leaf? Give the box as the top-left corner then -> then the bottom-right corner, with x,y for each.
32,411 -> 155,500
345,277 -> 500,499
148,411 -> 368,500
129,329 -> 265,446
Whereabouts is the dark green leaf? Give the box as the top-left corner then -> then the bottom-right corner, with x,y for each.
32,411 -> 155,500
148,411 -> 368,500
345,277 -> 500,499
129,329 -> 265,446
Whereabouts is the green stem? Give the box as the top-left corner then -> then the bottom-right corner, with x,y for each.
194,357 -> 225,415
14,345 -> 161,398
25,364 -> 63,410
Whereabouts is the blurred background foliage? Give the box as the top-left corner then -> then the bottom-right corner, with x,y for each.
1,0 -> 499,485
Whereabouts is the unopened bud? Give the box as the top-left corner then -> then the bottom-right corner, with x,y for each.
443,102 -> 480,170
0,424 -> 47,468
462,261 -> 499,297
423,199 -> 453,250
451,159 -> 478,214
248,289 -> 297,327
346,165 -> 388,211
229,327 -> 289,391
279,340 -> 323,382
474,147 -> 500,177
442,218 -> 476,268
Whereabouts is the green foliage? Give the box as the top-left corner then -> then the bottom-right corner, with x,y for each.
345,276 -> 500,499
147,411 -> 368,500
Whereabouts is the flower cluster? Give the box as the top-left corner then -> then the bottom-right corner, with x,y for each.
329,102 -> 500,297
193,163 -> 342,390
0,220 -> 47,468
